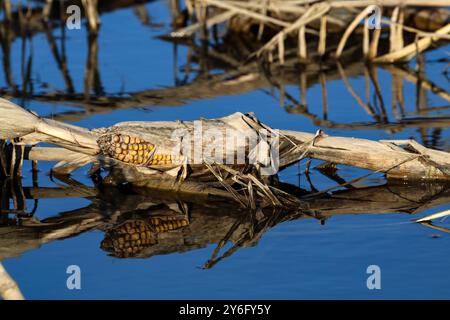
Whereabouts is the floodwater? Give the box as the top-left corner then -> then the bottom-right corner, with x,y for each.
0,1 -> 449,299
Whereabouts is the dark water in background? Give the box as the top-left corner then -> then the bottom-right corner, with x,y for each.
0,1 -> 450,299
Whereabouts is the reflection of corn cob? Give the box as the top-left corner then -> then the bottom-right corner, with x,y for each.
101,220 -> 157,258
100,217 -> 189,258
149,216 -> 189,233
97,134 -> 184,166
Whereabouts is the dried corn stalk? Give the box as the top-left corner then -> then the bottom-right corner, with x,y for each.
1,98 -> 449,202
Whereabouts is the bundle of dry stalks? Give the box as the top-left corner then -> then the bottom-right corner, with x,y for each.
173,0 -> 450,63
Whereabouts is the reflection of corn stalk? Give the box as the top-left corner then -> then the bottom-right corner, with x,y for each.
0,263 -> 24,300
81,0 -> 100,33
1,172 -> 449,265
1,0 -> 12,21
43,0 -> 53,21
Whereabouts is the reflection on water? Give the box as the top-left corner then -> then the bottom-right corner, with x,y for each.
1,174 -> 449,265
1,170 -> 450,298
